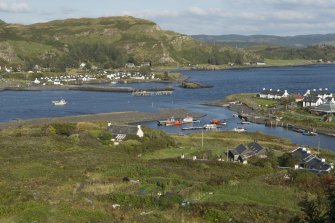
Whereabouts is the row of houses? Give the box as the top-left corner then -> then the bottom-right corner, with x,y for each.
32,74 -> 100,85
106,71 -> 156,81
258,88 -> 289,99
258,88 -> 335,113
228,142 -> 333,173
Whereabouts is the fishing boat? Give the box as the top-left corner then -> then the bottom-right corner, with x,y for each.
210,119 -> 227,125
52,99 -> 67,106
158,117 -> 175,126
166,119 -> 183,126
157,117 -> 183,126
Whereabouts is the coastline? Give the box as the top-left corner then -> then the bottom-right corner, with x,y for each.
204,96 -> 335,137
0,108 -> 205,130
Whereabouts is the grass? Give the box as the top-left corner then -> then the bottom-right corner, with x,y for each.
0,122 -> 333,222
264,58 -> 314,66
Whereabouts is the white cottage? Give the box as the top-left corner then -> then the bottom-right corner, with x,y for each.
258,88 -> 289,99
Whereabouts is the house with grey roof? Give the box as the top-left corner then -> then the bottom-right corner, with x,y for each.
258,88 -> 289,100
107,124 -> 144,139
228,142 -> 268,164
302,96 -> 324,107
291,147 -> 333,173
314,99 -> 335,114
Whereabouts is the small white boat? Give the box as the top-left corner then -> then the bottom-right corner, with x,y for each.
182,115 -> 200,124
231,127 -> 246,133
52,99 -> 67,106
232,113 -> 238,118
240,121 -> 251,124
111,82 -> 117,84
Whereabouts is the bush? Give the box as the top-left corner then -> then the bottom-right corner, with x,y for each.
158,194 -> 183,209
203,208 -> 231,223
50,123 -> 77,136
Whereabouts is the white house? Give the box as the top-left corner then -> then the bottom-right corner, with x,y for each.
302,96 -> 324,107
53,79 -> 61,85
304,88 -> 332,99
258,88 -> 289,99
108,124 -> 144,139
33,78 -> 41,84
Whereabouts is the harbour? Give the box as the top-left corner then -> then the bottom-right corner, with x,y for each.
1,65 -> 335,151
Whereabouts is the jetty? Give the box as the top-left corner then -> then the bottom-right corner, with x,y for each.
132,90 -> 173,96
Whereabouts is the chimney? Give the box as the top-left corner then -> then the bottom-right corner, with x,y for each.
181,154 -> 185,159
302,147 -> 306,151
192,156 -> 197,161
325,88 -> 328,91
319,88 -> 322,91
307,150 -> 311,154
270,89 -> 272,91
277,89 -> 280,92
321,158 -> 326,162
108,122 -> 112,127
263,88 -> 266,91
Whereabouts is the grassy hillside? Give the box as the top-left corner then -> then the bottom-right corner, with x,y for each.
193,34 -> 335,47
0,122 -> 334,222
0,17 -> 260,70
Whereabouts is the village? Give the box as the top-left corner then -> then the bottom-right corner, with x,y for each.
0,62 -> 170,88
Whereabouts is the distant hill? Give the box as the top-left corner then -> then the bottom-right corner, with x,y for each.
0,17 -> 259,71
193,34 -> 335,48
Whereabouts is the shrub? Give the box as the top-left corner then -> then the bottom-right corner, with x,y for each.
50,123 -> 77,136
158,194 -> 183,209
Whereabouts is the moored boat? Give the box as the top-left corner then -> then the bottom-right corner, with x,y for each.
302,131 -> 318,136
210,119 -> 227,125
52,99 -> 67,106
182,115 -> 200,124
231,127 -> 247,133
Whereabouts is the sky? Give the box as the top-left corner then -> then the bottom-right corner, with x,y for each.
1,0 -> 335,36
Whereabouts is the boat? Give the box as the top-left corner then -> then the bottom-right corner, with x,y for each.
158,117 -> 175,125
302,131 -> 318,136
158,117 -> 183,126
210,119 -> 227,125
232,113 -> 238,118
239,121 -> 251,124
166,119 -> 183,126
293,128 -> 304,133
231,127 -> 246,133
52,99 -> 67,106
203,124 -> 221,129
182,115 -> 200,124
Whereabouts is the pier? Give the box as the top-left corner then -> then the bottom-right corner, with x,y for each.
132,90 -> 173,96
